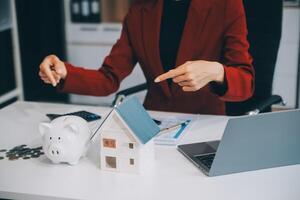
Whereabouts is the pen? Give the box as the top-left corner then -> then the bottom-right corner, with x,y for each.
157,120 -> 189,136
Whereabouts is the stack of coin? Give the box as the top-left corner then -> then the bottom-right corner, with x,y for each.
0,149 -> 6,160
0,145 -> 44,161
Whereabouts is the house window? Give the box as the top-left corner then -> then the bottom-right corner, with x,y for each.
106,156 -> 117,168
129,158 -> 134,165
129,143 -> 134,149
103,138 -> 116,148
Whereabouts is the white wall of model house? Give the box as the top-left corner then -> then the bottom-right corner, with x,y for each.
99,111 -> 155,173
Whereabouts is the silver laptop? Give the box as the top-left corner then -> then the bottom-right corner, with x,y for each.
178,109 -> 300,176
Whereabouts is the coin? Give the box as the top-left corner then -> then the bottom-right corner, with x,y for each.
4,144 -> 45,160
12,146 -> 22,150
8,155 -> 19,160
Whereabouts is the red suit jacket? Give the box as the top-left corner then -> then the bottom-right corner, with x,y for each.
60,0 -> 254,115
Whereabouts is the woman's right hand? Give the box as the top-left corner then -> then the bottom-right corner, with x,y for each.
39,55 -> 67,87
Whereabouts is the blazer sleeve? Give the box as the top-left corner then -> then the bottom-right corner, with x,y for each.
58,12 -> 137,96
212,0 -> 255,102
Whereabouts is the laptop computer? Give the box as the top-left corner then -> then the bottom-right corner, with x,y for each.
178,109 -> 300,176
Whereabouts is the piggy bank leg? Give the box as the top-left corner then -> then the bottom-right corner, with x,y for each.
51,160 -> 60,164
68,157 -> 81,165
69,161 -> 78,165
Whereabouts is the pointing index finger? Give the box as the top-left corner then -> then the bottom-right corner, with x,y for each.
154,64 -> 188,83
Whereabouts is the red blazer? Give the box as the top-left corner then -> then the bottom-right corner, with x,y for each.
61,0 -> 254,115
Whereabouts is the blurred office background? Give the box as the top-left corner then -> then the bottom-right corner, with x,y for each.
0,0 -> 299,114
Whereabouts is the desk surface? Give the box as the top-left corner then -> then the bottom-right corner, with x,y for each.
0,101 -> 299,200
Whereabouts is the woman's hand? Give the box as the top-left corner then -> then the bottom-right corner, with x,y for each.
39,55 -> 67,87
154,60 -> 225,92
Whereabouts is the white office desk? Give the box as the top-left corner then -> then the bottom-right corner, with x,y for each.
0,101 -> 299,200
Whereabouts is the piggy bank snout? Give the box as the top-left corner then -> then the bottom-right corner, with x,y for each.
48,144 -> 64,157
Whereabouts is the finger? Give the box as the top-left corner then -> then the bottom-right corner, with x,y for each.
44,80 -> 51,84
41,78 -> 51,84
155,69 -> 186,83
52,71 -> 61,83
40,63 -> 57,86
172,74 -> 192,83
39,71 -> 45,77
41,76 -> 50,82
50,56 -> 65,76
39,73 -> 47,79
39,70 -> 47,77
39,71 -> 50,80
178,81 -> 193,87
182,77 -> 211,92
182,86 -> 196,92
41,77 -> 48,82
51,56 -> 65,82
52,59 -> 64,75
154,62 -> 190,83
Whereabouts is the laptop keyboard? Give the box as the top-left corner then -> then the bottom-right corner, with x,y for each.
194,153 -> 216,169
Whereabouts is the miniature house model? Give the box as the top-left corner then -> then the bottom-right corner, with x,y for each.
98,97 -> 160,173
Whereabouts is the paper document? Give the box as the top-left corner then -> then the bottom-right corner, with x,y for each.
154,116 -> 195,145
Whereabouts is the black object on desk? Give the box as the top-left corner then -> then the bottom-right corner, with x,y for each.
46,111 -> 101,122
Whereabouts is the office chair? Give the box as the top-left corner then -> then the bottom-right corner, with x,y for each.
112,0 -> 285,115
226,0 -> 284,115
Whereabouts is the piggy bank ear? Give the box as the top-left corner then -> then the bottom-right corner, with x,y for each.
39,123 -> 51,137
65,124 -> 78,134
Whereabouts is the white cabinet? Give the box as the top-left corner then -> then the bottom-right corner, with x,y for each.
273,7 -> 300,108
64,0 -> 146,106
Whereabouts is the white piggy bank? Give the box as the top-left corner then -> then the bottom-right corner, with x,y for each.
39,116 -> 92,165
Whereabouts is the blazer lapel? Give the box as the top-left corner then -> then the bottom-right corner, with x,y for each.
142,0 -> 172,98
173,0 -> 214,93
176,0 -> 214,66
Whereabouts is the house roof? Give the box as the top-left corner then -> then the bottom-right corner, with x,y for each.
115,96 -> 160,144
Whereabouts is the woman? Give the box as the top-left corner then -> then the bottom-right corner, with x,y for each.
39,0 -> 254,115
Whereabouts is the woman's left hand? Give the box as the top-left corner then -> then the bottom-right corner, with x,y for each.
154,60 -> 225,92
